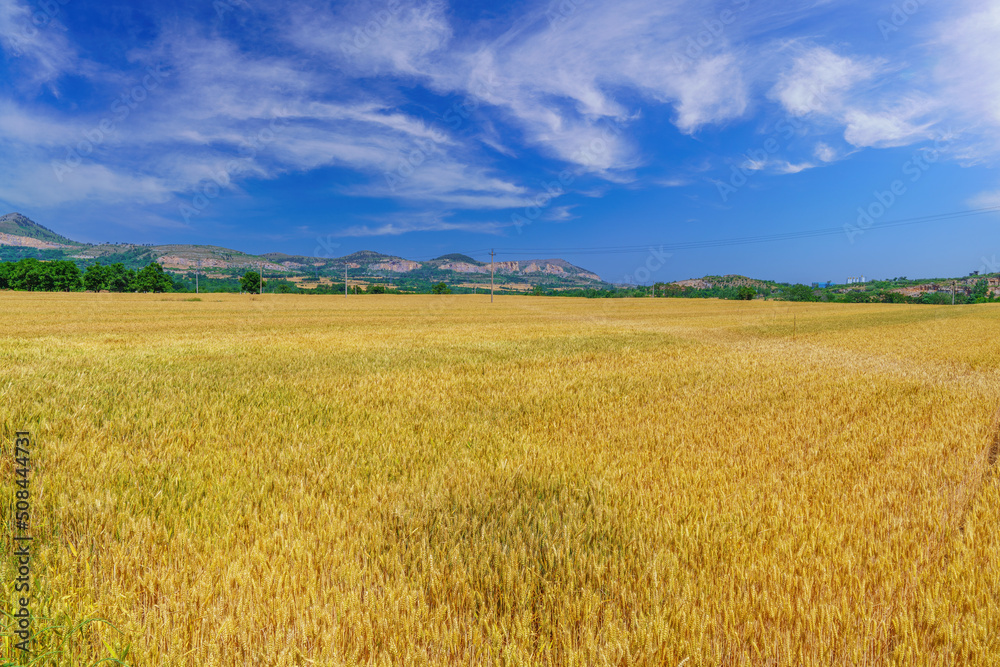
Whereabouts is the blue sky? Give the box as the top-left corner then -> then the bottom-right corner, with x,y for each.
1,0 -> 998,283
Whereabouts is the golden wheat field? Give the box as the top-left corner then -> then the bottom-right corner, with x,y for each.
2,292 -> 1000,666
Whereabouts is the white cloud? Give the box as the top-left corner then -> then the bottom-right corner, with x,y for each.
734,156 -> 814,176
813,142 -> 837,162
769,45 -> 939,150
842,105 -> 933,148
969,189 -> 1000,209
934,1 -> 1000,126
337,212 -> 508,236
770,46 -> 874,117
656,177 -> 692,187
0,155 -> 171,207
290,1 -> 452,75
670,55 -> 749,133
543,205 -> 576,221
0,26 -> 535,214
930,0 -> 1000,160
773,161 -> 814,175
412,0 -> 755,174
0,0 -> 78,87
0,101 -> 82,145
6,0 -> 1000,233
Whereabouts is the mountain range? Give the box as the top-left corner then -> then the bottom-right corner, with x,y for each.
0,213 -> 607,290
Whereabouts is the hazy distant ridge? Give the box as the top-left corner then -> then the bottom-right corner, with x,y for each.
0,213 -> 607,288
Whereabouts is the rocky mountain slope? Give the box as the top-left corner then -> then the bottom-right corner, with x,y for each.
0,213 -> 608,288
0,212 -> 82,248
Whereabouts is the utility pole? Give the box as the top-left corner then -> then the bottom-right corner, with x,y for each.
490,249 -> 495,303
344,264 -> 348,297
196,259 -> 200,294
259,263 -> 263,294
953,281 -> 956,306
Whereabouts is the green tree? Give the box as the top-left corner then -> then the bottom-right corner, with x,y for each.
839,290 -> 875,303
736,286 -> 755,300
134,262 -> 173,293
531,285 -> 545,296
49,260 -> 83,291
431,282 -> 452,295
272,280 -> 297,294
11,258 -> 43,291
783,284 -> 817,302
84,264 -> 108,291
105,264 -> 135,292
877,290 -> 910,304
240,270 -> 264,294
921,292 -> 952,305
366,283 -> 386,294
972,279 -> 990,303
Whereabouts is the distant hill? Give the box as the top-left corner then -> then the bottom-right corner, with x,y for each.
667,273 -> 1000,302
0,213 -> 610,290
432,253 -> 482,265
670,274 -> 781,290
0,212 -> 82,247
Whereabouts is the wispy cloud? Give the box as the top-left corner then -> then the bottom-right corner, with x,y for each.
931,0 -> 1000,161
337,211 -> 509,236
969,189 -> 1000,209
2,0 -> 1000,240
0,0 -> 78,87
290,0 -> 452,75
0,25 -> 534,215
419,0 -> 751,174
770,46 -> 876,117
774,161 -> 814,175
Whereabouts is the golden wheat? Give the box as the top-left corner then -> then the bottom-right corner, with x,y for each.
2,293 -> 999,665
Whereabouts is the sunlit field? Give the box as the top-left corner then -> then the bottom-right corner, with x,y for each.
2,293 -> 1000,665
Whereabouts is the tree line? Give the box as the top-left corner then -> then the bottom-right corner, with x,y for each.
781,279 -> 996,305
3,257 -> 995,304
0,258 -> 175,292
